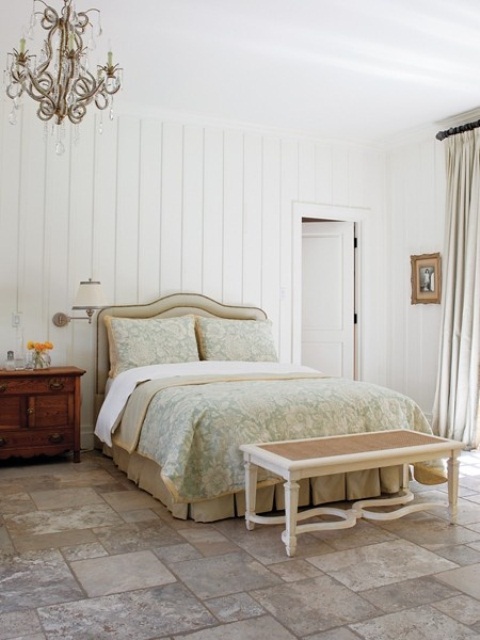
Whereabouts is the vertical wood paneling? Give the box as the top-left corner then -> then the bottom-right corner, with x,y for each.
242,133 -> 262,304
223,130 -> 244,302
261,137 -> 281,333
19,111 -> 48,348
138,119 -> 162,303
160,122 -> 183,293
93,114 -> 118,303
66,119 -> 97,426
298,140 -> 315,201
115,116 -> 141,302
332,147 -> 350,206
0,99 -> 22,356
314,143 -> 333,204
51,122 -> 93,368
182,125 -> 204,293
386,137 -> 445,417
348,147 -> 368,208
203,127 -> 224,299
279,138 -> 299,360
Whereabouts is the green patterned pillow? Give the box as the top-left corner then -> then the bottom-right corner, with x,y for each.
196,317 -> 278,362
105,314 -> 199,377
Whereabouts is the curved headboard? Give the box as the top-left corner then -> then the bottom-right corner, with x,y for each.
95,292 -> 267,413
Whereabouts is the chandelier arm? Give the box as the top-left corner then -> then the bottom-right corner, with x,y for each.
23,70 -> 56,111
72,74 -> 102,107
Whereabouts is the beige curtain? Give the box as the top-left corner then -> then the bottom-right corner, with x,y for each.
432,130 -> 480,447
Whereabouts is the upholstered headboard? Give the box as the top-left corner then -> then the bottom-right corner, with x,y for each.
95,292 -> 267,414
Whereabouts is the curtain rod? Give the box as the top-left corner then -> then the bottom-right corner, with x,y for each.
436,119 -> 480,141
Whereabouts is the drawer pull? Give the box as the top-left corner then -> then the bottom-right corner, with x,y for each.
49,379 -> 65,391
0,384 -> 6,393
0,437 -> 7,447
48,433 -> 64,444
27,408 -> 34,415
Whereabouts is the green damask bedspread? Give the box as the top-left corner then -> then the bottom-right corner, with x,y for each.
125,375 -> 435,503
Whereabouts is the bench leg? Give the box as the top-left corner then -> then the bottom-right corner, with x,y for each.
244,459 -> 258,531
282,479 -> 300,557
448,451 -> 460,525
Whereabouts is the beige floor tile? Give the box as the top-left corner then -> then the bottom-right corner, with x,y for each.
251,575 -> 380,636
178,525 -> 239,556
434,594 -> 480,625
38,584 -> 216,639
304,629 -> 362,640
307,539 -> 457,591
60,541 -> 109,561
0,610 -> 45,640
93,520 -> 183,553
4,503 -> 123,536
172,614 -> 296,639
120,508 -> 161,523
70,549 -> 176,596
12,527 -> 98,552
204,592 -> 266,622
359,575 -> 460,612
172,551 -> 282,599
0,549 -> 84,612
0,492 -> 36,515
435,563 -> 480,599
267,558 -> 324,582
101,489 -> 161,512
30,487 -> 104,510
350,604 -> 480,639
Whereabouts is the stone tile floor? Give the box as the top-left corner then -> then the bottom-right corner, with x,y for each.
1,448 -> 480,639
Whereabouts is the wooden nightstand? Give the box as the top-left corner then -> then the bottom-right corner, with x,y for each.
0,366 -> 85,463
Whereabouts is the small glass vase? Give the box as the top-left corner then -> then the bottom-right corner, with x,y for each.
33,351 -> 51,370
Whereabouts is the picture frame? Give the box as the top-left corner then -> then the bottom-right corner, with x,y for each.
410,253 -> 442,304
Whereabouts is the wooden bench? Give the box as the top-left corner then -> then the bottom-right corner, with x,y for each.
240,429 -> 464,557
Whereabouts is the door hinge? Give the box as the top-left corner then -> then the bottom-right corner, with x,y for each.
354,236 -> 358,249
354,313 -> 358,324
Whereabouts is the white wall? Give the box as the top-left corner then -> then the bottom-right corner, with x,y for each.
385,130 -> 446,421
1,99 -> 391,446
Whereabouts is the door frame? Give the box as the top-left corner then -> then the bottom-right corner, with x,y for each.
292,202 -> 370,378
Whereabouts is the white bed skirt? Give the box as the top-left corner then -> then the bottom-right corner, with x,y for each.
103,444 -> 404,523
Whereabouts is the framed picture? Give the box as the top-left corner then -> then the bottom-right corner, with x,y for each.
410,253 -> 442,304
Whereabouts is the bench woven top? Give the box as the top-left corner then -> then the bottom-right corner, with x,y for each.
258,430 -> 450,461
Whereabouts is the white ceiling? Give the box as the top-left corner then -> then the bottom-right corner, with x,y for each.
3,0 -> 480,143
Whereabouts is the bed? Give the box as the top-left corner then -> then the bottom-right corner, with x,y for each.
94,292 -> 444,522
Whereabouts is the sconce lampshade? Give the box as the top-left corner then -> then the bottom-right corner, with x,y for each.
52,277 -> 107,327
72,279 -> 107,310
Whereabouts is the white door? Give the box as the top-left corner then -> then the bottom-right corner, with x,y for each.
302,221 -> 355,378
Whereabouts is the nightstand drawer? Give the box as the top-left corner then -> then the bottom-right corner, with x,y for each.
0,376 -> 75,395
0,428 -> 74,458
0,395 -> 73,429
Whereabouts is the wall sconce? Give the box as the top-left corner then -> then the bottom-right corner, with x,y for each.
52,279 -> 107,327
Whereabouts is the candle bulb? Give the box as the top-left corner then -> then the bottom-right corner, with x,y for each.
19,37 -> 26,54
68,32 -> 75,52
107,50 -> 113,67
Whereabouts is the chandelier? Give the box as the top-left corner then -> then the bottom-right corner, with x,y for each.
4,0 -> 122,132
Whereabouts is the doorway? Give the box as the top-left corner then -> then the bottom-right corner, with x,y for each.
291,202 -> 369,379
302,221 -> 355,378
